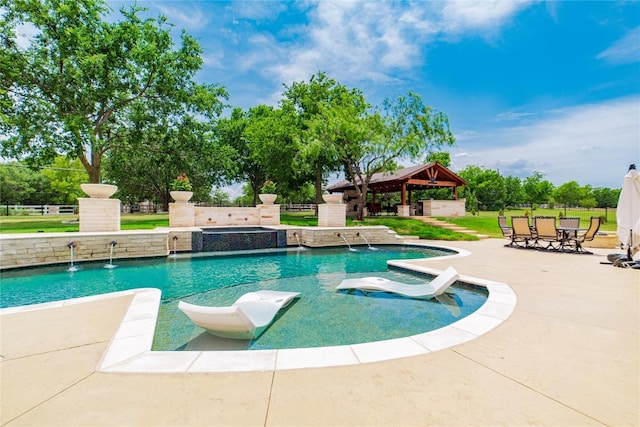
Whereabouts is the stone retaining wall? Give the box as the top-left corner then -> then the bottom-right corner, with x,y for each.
291,226 -> 403,247
0,230 -> 169,270
0,226 -> 406,270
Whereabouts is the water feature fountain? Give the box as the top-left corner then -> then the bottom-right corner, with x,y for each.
67,241 -> 79,272
356,232 -> 378,250
200,227 -> 286,252
292,232 -> 305,250
170,236 -> 179,257
336,233 -> 357,252
104,241 -> 118,269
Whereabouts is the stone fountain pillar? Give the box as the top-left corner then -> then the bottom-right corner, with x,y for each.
78,184 -> 121,232
318,194 -> 346,227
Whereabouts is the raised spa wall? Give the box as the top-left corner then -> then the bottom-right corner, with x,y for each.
0,226 -> 406,270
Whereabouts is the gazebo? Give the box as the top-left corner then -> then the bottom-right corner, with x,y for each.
325,162 -> 467,217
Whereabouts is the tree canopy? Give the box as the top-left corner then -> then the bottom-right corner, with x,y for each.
1,0 -> 227,183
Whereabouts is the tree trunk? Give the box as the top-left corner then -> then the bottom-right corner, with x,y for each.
356,197 -> 365,221
252,180 -> 260,207
162,192 -> 170,211
78,152 -> 101,183
314,166 -> 323,217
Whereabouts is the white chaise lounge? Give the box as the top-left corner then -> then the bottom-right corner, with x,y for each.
178,290 -> 300,339
335,266 -> 459,300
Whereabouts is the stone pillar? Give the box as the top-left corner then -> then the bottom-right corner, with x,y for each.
258,204 -> 280,225
318,204 -> 346,227
169,203 -> 195,227
79,198 -> 121,232
397,204 -> 411,217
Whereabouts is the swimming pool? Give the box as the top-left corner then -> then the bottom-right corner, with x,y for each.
0,245 -> 488,351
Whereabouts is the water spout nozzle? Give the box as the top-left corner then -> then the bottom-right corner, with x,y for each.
110,241 -> 117,247
336,233 -> 341,237
67,241 -> 76,248
173,236 -> 178,241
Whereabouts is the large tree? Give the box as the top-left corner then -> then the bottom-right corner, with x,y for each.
310,91 -> 455,220
523,171 -> 555,207
215,104 -> 300,206
1,0 -> 226,183
0,162 -> 53,205
105,116 -> 235,209
282,72 -> 347,211
458,166 -> 506,211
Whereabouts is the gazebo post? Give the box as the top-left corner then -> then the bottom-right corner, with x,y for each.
398,182 -> 410,217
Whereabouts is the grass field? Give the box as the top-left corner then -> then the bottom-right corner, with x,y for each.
0,208 -> 616,239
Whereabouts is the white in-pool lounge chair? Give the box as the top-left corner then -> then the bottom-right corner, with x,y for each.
178,290 -> 300,340
335,266 -> 459,300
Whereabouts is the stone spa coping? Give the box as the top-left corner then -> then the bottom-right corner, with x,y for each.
0,245 -> 517,373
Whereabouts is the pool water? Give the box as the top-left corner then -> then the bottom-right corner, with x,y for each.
0,245 -> 488,351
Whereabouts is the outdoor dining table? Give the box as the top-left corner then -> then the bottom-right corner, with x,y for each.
557,227 -> 586,238
557,227 -> 587,252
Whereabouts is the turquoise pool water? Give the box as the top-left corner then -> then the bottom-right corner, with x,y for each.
0,245 -> 488,351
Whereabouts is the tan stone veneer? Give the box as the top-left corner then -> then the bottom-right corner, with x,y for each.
0,230 -> 169,270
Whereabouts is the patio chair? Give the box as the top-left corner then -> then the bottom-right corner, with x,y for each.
498,216 -> 513,244
559,217 -> 580,239
533,216 -> 562,251
178,290 -> 300,339
335,266 -> 459,300
510,216 -> 535,248
565,216 -> 601,254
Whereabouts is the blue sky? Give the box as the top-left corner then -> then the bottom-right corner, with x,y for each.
110,0 -> 639,189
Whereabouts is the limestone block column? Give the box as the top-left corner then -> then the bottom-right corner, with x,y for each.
397,205 -> 411,217
169,203 -> 195,227
259,204 -> 280,225
318,204 -> 346,227
79,198 -> 121,232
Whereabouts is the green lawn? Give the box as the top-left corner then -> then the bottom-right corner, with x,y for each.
0,213 -> 171,233
440,208 -> 616,238
0,209 -> 616,239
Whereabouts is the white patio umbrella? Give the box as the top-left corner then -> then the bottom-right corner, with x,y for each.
616,165 -> 640,260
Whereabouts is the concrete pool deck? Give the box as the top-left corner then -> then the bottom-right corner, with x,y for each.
1,238 -> 638,426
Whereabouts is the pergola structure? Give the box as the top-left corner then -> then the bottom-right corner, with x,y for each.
325,162 -> 467,217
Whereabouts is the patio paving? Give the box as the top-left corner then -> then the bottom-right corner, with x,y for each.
1,238 -> 638,426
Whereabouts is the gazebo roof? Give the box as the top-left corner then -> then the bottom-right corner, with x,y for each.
325,162 -> 466,194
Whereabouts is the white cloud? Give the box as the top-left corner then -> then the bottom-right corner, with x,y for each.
494,111 -> 536,122
451,96 -> 640,187
438,0 -> 534,35
597,26 -> 640,65
155,3 -> 211,30
260,0 -> 539,91
266,1 -> 427,88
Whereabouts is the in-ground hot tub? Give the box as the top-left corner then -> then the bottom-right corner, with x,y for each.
192,227 -> 288,252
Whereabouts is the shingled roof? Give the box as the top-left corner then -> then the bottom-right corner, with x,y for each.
325,162 -> 466,194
